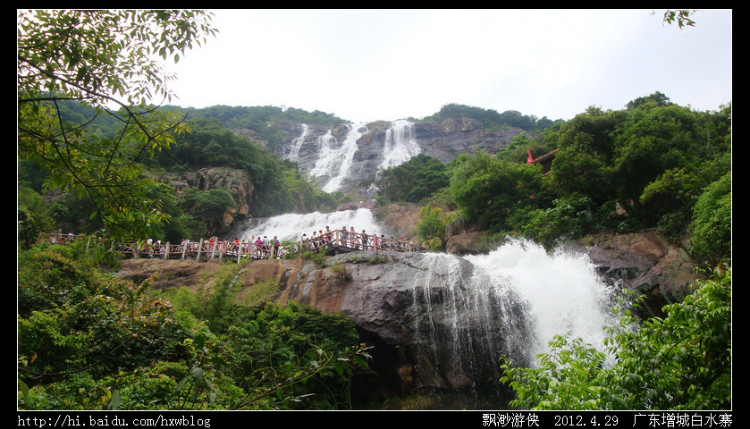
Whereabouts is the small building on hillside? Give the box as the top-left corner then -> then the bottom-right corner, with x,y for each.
532,149 -> 558,174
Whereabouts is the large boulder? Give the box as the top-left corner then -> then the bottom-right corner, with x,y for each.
271,251 -> 530,399
572,230 -> 703,317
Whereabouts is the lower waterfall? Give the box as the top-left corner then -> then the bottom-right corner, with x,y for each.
464,240 -> 617,363
400,240 -> 617,396
238,210 -> 619,404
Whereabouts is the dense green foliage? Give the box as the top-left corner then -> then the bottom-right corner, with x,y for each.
18,245 -> 368,410
448,152 -> 547,233
416,204 -> 455,250
18,107 -> 346,244
176,105 -> 345,153
500,267 -> 731,410
689,172 -> 732,265
375,153 -> 450,204
420,103 -> 560,132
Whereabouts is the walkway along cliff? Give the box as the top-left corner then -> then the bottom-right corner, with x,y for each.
38,227 -> 425,263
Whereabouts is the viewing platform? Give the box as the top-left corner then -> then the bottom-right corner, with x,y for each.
37,228 -> 426,263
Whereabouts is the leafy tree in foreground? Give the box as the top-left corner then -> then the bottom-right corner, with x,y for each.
500,268 -> 731,410
18,10 -> 217,240
18,245 -> 370,410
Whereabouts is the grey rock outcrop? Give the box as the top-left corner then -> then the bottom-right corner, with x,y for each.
271,250 -> 531,399
570,231 -> 703,318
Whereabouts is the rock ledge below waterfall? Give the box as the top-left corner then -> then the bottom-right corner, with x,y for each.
116,230 -> 704,402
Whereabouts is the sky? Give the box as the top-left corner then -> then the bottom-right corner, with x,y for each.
162,9 -> 732,123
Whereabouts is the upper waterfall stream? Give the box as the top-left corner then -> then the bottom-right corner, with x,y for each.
284,120 -> 421,193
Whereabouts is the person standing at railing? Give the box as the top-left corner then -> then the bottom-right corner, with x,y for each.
310,231 -> 318,250
255,236 -> 263,259
271,236 -> 279,259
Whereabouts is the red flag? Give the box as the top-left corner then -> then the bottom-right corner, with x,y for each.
527,149 -> 534,164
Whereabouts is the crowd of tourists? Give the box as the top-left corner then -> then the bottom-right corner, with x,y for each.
188,226 -> 426,260
298,226 -> 425,254
39,225 -> 426,261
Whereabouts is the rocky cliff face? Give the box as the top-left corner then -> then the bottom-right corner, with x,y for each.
570,230 -> 704,318
149,167 -> 256,237
119,250 -> 529,402
272,118 -> 526,197
414,119 -> 526,163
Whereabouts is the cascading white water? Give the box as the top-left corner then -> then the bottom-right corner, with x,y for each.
292,120 -> 420,194
404,238 -> 618,392
309,123 -> 367,193
407,251 -> 532,387
380,120 -> 421,170
464,239 -> 618,363
286,124 -> 309,162
308,130 -> 336,178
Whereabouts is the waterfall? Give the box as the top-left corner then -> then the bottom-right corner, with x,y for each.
464,239 -> 617,362
405,238 -> 617,393
380,119 -> 421,170
308,130 -> 336,179
240,211 -> 615,360
288,120 -> 420,195
408,252 -> 533,388
286,124 -> 309,162
309,123 -> 366,193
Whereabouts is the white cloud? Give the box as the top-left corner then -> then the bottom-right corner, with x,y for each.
163,9 -> 732,122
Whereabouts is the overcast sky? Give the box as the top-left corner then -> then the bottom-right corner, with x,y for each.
162,9 -> 732,123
